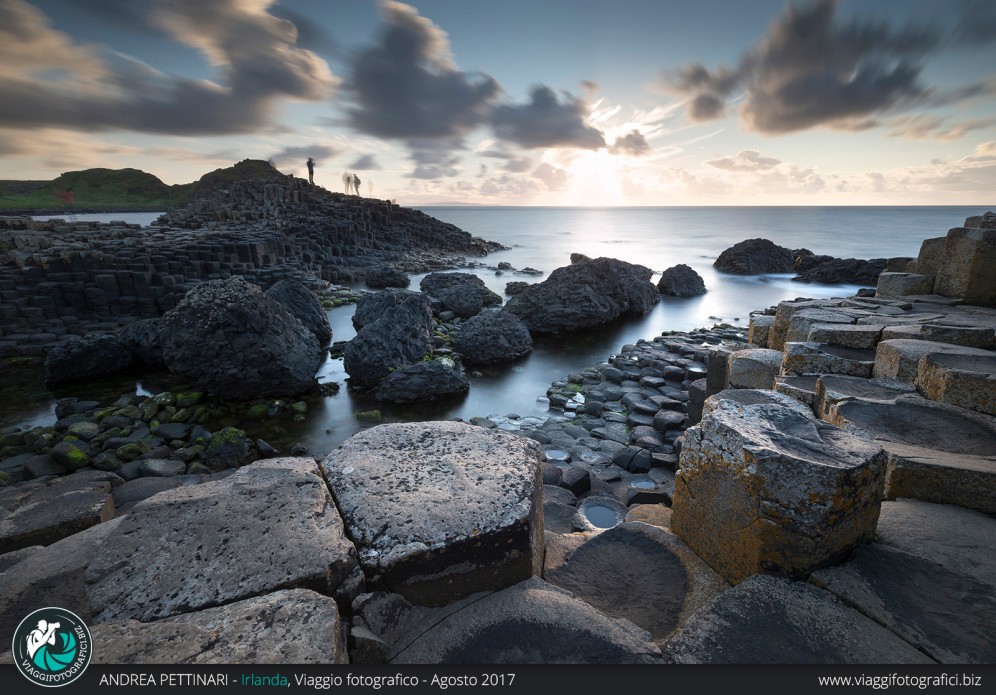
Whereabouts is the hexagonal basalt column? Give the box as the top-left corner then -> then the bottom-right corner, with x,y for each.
321,421 -> 543,606
671,401 -> 887,585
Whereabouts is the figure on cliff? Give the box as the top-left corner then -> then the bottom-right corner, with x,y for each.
342,171 -> 352,194
353,173 -> 362,196
306,157 -> 315,185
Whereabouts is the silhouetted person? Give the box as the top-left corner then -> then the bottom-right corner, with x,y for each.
353,173 -> 361,196
342,171 -> 351,193
306,157 -> 315,185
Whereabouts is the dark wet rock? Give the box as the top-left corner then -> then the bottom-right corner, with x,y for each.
454,310 -> 533,364
504,257 -> 659,333
419,272 -> 502,318
0,470 -> 121,554
85,458 -> 359,623
91,589 -> 348,664
664,575 -> 932,664
714,239 -> 794,275
152,423 -> 190,441
321,422 -> 542,606
658,264 -> 707,297
545,523 -> 726,640
811,544 -> 995,663
264,278 -> 333,344
613,446 -> 653,473
118,318 -> 167,369
201,427 -> 253,471
160,277 -> 322,399
795,257 -> 888,285
504,281 -> 530,296
44,333 -> 134,387
375,361 -> 470,403
365,265 -> 410,289
559,465 -> 591,496
344,290 -> 434,387
354,577 -> 663,664
139,459 -> 186,478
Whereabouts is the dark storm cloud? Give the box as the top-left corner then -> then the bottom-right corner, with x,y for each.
664,0 -> 952,134
491,86 -> 605,150
0,0 -> 337,135
407,138 -> 463,179
610,129 -> 650,156
349,154 -> 381,170
345,1 -> 499,140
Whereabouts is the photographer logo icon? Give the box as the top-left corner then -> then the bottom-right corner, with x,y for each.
13,608 -> 92,687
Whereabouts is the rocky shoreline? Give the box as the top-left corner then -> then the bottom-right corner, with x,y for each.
0,207 -> 994,665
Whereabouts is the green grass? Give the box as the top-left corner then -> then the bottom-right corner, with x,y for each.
0,159 -> 288,213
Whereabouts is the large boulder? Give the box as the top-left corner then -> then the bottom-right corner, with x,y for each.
671,400 -> 888,585
419,272 -> 503,318
264,279 -> 332,345
714,238 -> 794,275
321,421 -> 543,606
454,310 -> 533,364
375,361 -> 470,403
343,291 -> 434,387
44,333 -> 134,387
118,318 -> 167,369
364,265 -> 410,289
84,458 -> 360,623
159,277 -> 323,399
657,264 -> 707,297
503,257 -> 659,333
794,258 -> 887,285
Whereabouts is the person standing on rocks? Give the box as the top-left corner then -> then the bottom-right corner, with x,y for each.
306,157 -> 315,185
353,173 -> 362,196
342,171 -> 352,193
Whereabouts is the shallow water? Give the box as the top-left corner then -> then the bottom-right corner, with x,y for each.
4,205 -> 989,455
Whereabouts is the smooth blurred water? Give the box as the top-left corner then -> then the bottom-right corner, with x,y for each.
30,212 -> 165,226
5,205 -> 989,455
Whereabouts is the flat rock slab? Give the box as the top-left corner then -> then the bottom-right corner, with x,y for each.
727,348 -> 782,390
782,342 -> 875,378
811,544 -> 995,663
672,401 -> 887,585
663,575 -> 932,664
814,374 -> 916,420
544,523 -> 726,640
0,469 -> 121,554
85,458 -> 359,623
92,589 -> 347,664
321,421 -> 542,606
703,388 -> 814,420
0,518 -> 122,642
356,577 -> 664,664
774,375 -> 820,405
873,339 -> 993,383
876,499 -> 996,588
916,352 -> 996,416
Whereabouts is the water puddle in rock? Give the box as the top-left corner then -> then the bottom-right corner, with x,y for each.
582,503 -> 620,529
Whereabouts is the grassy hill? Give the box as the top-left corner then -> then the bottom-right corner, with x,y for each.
0,159 -> 288,213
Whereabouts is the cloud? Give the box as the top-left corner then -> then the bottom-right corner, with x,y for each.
664,0 -> 946,133
349,154 -> 381,170
407,138 -> 463,179
0,0 -> 338,135
610,130 -> 650,156
889,114 -> 996,141
706,149 -> 781,172
531,163 -> 569,191
477,147 -> 533,172
491,86 -> 605,150
345,1 -> 499,141
269,144 -> 337,168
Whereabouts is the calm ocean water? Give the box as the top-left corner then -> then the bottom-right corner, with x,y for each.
11,205 -> 990,453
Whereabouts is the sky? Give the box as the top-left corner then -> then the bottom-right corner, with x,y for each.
1,0 -> 995,206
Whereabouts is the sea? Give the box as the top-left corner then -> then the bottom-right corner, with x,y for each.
7,205 -> 990,454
